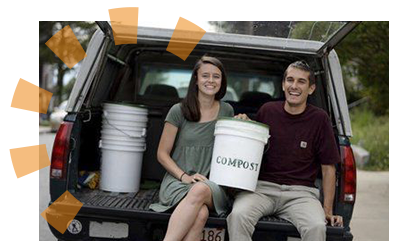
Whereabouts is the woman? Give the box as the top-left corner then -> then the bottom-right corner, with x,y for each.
149,56 -> 234,240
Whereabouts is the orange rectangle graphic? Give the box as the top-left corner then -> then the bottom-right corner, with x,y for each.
11,79 -> 53,114
109,7 -> 139,45
167,17 -> 206,61
41,191 -> 83,234
45,25 -> 87,69
10,144 -> 50,178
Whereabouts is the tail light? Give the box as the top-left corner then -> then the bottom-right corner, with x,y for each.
340,145 -> 357,204
50,122 -> 73,180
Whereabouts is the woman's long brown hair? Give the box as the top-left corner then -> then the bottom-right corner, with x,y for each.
181,56 -> 227,122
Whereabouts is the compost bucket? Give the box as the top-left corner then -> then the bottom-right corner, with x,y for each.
209,118 -> 269,191
99,103 -> 148,193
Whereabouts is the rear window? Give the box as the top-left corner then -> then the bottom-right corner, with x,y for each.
139,65 -> 281,101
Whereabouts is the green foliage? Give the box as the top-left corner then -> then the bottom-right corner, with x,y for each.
350,106 -> 389,171
289,21 -> 345,42
336,22 -> 389,115
39,21 -> 97,105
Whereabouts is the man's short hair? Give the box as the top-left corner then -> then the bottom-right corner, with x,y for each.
283,60 -> 316,86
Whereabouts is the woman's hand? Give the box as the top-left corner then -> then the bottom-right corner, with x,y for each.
234,113 -> 251,121
181,173 -> 208,184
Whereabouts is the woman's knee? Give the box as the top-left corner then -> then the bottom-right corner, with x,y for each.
186,183 -> 212,205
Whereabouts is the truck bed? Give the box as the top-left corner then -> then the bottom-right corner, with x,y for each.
48,188 -> 349,240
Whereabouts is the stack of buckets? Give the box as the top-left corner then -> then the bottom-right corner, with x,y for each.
99,103 -> 148,193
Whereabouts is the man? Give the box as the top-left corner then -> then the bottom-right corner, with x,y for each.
228,61 -> 343,241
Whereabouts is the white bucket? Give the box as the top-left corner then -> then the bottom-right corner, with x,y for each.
100,144 -> 146,193
101,139 -> 146,148
102,123 -> 146,132
103,103 -> 148,115
101,127 -> 147,138
209,118 -> 270,192
103,112 -> 148,123
99,103 -> 148,193
100,134 -> 146,143
101,118 -> 147,128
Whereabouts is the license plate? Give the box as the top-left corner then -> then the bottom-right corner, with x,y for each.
201,227 -> 225,241
89,221 -> 129,239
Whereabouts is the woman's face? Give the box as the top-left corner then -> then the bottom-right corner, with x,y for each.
196,63 -> 222,98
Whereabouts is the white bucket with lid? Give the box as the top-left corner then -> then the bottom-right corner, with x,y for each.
209,118 -> 270,192
100,103 -> 148,193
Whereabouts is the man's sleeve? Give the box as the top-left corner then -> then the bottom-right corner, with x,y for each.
316,114 -> 341,165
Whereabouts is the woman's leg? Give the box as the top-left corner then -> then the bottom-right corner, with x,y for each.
182,205 -> 209,241
164,182 -> 213,241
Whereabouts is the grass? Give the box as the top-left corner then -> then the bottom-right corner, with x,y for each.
349,106 -> 389,171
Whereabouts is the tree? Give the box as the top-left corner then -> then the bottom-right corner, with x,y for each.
335,22 -> 389,115
208,21 -> 389,115
39,21 -> 97,106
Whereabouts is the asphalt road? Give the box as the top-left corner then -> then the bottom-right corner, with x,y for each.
39,132 -> 389,241
39,132 -> 57,241
350,170 -> 389,241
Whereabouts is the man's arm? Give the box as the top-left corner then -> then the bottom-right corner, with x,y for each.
321,164 -> 343,227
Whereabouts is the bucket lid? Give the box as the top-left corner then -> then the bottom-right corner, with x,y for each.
217,117 -> 269,129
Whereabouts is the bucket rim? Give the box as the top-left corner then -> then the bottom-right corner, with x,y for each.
101,144 -> 146,152
217,117 -> 269,129
103,102 -> 148,110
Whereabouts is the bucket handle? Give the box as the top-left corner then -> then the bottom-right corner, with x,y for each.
263,142 -> 270,155
263,135 -> 271,154
103,111 -> 146,138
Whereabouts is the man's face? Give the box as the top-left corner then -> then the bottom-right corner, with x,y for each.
282,67 -> 316,108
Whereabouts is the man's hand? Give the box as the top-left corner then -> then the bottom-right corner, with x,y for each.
321,164 -> 343,227
325,213 -> 343,227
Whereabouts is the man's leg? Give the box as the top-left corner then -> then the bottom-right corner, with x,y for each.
227,183 -> 276,241
277,186 -> 326,241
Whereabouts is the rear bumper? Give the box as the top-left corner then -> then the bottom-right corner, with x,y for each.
45,203 -> 352,241
45,189 -> 352,241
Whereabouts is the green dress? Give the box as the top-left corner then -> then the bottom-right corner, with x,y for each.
149,101 -> 234,216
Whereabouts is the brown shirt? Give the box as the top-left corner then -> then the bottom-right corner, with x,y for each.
256,101 -> 340,187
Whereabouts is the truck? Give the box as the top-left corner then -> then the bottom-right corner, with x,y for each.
44,21 -> 359,240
